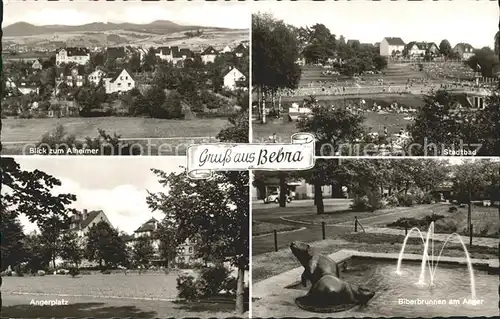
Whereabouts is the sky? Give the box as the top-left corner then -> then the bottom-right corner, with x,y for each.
9,156 -> 186,235
253,1 -> 497,49
3,1 -> 250,29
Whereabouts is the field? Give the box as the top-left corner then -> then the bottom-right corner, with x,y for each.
2,117 -> 228,142
2,117 -> 228,155
2,272 -> 239,318
3,28 -> 248,52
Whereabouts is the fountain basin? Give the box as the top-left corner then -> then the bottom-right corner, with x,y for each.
253,250 -> 498,318
286,257 -> 497,317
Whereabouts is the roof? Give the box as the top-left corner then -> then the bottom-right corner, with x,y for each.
383,37 -> 405,46
179,48 -> 193,57
201,46 -> 218,55
233,43 -> 247,54
105,69 -> 133,83
59,47 -> 90,56
69,210 -> 104,230
224,67 -> 244,77
407,42 -> 437,51
453,42 -> 475,52
134,217 -> 159,233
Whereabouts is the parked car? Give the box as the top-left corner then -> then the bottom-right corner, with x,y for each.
263,192 -> 292,204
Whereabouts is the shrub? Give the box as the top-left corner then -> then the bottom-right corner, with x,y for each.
198,264 -> 231,297
351,190 -> 383,212
419,193 -> 434,204
37,270 -> 46,276
396,194 -> 414,207
222,277 -> 237,295
448,206 -> 458,213
79,270 -> 92,275
101,270 -> 111,275
386,196 -> 399,207
68,268 -> 80,278
177,274 -> 202,299
14,264 -> 24,277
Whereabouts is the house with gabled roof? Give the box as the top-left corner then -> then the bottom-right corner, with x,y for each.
31,59 -> 43,70
201,46 -> 219,64
453,43 -> 475,60
223,66 -> 246,91
56,47 -> 90,65
103,69 -> 135,94
88,68 -> 106,86
69,209 -> 112,237
221,45 -> 232,53
380,37 -> 406,56
233,43 -> 248,58
405,42 -> 440,57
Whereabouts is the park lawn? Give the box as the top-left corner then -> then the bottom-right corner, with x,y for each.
252,233 -> 498,283
2,273 -> 243,318
253,221 -> 301,237
431,205 -> 498,238
2,117 -> 229,142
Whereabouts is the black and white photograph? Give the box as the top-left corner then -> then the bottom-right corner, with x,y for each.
2,1 -> 249,156
1,156 -> 249,318
251,1 -> 500,156
251,158 -> 499,317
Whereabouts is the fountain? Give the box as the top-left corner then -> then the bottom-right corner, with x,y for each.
395,221 -> 476,299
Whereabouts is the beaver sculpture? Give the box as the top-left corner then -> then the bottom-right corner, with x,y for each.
290,241 -> 375,311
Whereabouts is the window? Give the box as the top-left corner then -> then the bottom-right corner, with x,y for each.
189,247 -> 193,253
117,83 -> 121,86
128,83 -> 131,87
120,76 -> 123,80
125,76 -> 128,80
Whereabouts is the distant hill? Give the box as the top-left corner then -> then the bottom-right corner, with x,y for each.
3,20 -> 232,37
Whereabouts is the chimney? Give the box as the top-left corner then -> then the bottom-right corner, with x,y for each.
82,209 -> 88,220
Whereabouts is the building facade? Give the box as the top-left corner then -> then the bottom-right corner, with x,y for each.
380,37 -> 406,56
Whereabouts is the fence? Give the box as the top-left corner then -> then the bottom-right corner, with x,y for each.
268,217 -> 477,253
270,217 -> 365,252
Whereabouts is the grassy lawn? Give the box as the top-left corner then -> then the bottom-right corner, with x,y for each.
2,272 -> 243,318
252,232 -> 498,283
2,117 -> 229,142
253,221 -> 301,236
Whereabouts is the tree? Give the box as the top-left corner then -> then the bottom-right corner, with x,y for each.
132,236 -> 155,267
452,161 -> 492,232
147,170 -> 248,314
297,97 -> 365,155
465,47 -> 499,77
409,89 -> 500,156
157,220 -> 178,268
216,110 -> 249,143
252,13 -> 301,122
439,40 -> 453,58
1,157 -> 77,227
85,221 -> 127,269
0,209 -> 26,271
39,215 -> 70,269
23,233 -> 51,273
495,32 -> 500,56
60,231 -> 84,267
299,160 -> 343,214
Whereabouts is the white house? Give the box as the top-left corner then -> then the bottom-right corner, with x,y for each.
17,82 -> 39,95
56,47 -> 90,65
453,43 -> 475,60
69,209 -> 112,237
103,69 -> 135,94
223,67 -> 246,91
379,37 -> 406,56
221,45 -> 232,53
32,60 -> 43,70
88,69 -> 106,86
201,46 -> 219,64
